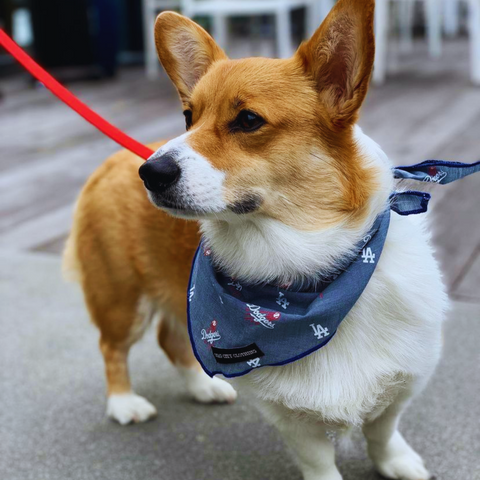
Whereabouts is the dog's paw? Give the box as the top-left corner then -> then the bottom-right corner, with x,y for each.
374,454 -> 430,480
369,432 -> 431,480
181,367 -> 237,404
190,375 -> 238,404
107,393 -> 157,425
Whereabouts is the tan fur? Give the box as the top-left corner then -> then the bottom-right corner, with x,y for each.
65,144 -> 201,394
65,0 -> 378,406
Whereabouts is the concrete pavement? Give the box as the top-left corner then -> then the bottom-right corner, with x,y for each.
1,251 -> 479,480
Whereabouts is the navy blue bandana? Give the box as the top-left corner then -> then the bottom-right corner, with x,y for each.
187,160 -> 480,378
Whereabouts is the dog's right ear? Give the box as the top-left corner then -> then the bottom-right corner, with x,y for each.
155,12 -> 227,103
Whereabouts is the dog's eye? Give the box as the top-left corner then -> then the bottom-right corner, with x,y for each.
183,110 -> 193,130
231,110 -> 265,133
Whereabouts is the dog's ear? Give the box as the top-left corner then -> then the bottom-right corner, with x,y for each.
296,0 -> 375,129
155,12 -> 227,103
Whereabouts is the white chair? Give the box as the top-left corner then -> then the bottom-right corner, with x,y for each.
374,0 -> 480,85
439,0 -> 480,84
374,0 -> 443,88
143,0 -> 334,78
181,0 -> 313,57
395,0 -> 442,56
398,0 -> 465,42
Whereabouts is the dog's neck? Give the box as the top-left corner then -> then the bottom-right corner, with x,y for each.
200,128 -> 393,287
200,216 -> 370,286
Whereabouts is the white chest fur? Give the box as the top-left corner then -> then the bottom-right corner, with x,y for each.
232,213 -> 448,426
199,127 -> 448,426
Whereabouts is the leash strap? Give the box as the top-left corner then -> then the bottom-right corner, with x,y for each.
0,29 -> 155,160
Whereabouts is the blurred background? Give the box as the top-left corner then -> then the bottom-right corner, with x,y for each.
1,1 -> 479,480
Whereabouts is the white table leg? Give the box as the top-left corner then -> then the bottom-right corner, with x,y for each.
212,13 -> 228,50
143,0 -> 160,79
425,0 -> 442,58
276,7 -> 293,58
374,0 -> 389,84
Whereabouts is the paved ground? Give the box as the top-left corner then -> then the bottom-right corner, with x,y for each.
0,251 -> 479,480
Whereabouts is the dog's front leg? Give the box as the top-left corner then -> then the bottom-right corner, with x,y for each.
268,412 -> 342,480
362,386 -> 431,480
282,422 -> 341,480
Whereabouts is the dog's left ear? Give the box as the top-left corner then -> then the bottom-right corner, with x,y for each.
296,0 -> 375,129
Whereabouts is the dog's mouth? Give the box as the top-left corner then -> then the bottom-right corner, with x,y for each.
146,191 -> 219,219
145,187 -> 263,221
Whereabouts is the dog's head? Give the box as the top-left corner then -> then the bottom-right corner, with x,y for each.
140,0 -> 386,231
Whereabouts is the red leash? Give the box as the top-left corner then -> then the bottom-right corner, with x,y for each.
0,30 -> 155,160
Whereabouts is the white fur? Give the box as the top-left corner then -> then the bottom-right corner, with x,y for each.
200,214 -> 380,287
232,212 -> 446,425
150,132 -> 227,215
368,430 -> 431,480
107,393 -> 157,425
177,125 -> 447,479
178,366 -> 238,404
363,381 -> 432,480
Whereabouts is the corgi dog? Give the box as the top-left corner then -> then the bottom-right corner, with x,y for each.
63,0 -> 447,478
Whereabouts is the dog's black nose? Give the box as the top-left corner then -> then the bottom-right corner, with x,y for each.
139,154 -> 181,193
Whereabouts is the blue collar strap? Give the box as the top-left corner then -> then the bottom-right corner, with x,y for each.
390,190 -> 431,216
187,160 -> 480,378
393,159 -> 480,184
